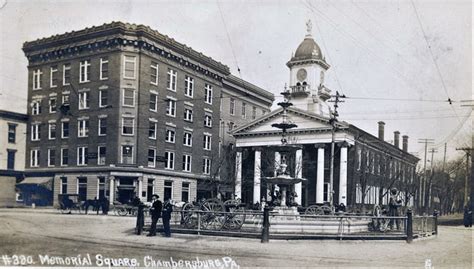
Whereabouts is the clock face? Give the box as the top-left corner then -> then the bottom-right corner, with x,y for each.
296,68 -> 307,81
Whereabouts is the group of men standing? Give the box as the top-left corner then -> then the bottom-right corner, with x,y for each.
147,194 -> 173,237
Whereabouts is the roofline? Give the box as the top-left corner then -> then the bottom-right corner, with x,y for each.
0,110 -> 28,122
22,21 -> 230,75
348,124 -> 420,161
223,75 -> 274,106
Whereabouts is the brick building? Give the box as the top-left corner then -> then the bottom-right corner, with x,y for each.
0,110 -> 28,207
22,22 -> 273,206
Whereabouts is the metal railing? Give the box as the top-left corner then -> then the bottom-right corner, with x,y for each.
134,207 -> 438,243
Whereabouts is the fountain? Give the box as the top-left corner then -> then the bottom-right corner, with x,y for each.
262,89 -> 306,220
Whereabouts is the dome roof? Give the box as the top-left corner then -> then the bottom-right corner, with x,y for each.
291,36 -> 323,61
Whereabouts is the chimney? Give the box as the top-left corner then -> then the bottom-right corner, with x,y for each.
394,131 -> 400,148
402,135 -> 408,152
378,121 -> 385,141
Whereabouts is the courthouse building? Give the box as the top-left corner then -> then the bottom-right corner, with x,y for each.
22,22 -> 273,206
232,24 -> 419,210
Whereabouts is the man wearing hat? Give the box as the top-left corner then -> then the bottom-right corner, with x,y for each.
147,194 -> 162,237
388,188 -> 402,230
162,197 -> 173,237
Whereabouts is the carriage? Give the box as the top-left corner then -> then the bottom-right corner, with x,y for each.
57,194 -> 83,214
180,198 -> 246,230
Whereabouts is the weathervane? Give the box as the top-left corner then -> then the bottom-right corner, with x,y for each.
306,19 -> 312,36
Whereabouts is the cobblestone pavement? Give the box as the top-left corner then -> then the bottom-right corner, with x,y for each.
0,209 -> 472,268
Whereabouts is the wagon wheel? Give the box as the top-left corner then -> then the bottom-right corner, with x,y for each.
305,205 -> 324,215
201,198 -> 225,230
73,204 -> 82,214
60,206 -> 71,214
321,205 -> 333,215
223,200 -> 246,230
116,206 -> 128,216
181,203 -> 197,229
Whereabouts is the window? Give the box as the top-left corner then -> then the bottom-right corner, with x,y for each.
181,182 -> 190,202
167,69 -> 177,91
8,124 -> 16,143
100,57 -> 109,80
184,107 -> 193,122
204,114 -> 212,128
230,98 -> 235,115
49,98 -> 57,113
61,148 -> 69,166
149,121 -> 157,139
147,179 -> 155,202
203,134 -> 211,150
164,181 -> 173,200
31,100 -> 41,115
31,124 -> 40,141
122,89 -> 135,107
98,177 -> 106,199
48,123 -> 56,140
98,146 -> 106,165
241,102 -> 247,119
77,178 -> 87,201
124,56 -> 136,79
182,154 -> 192,172
121,145 -> 133,164
166,99 -> 176,116
165,128 -> 175,143
60,177 -> 67,194
78,92 -> 90,109
79,60 -> 91,83
48,149 -> 55,167
149,93 -> 158,111
78,119 -> 89,137
122,117 -> 134,135
99,90 -> 108,108
252,106 -> 257,120
203,158 -> 211,175
165,151 -> 174,170
185,76 -> 194,97
30,149 -> 39,167
204,84 -> 213,104
77,147 -> 88,165
183,131 -> 192,147
98,118 -> 107,136
150,62 -> 159,85
62,94 -> 70,106
50,66 -> 58,88
63,64 -> 71,85
61,121 -> 69,138
148,148 -> 156,167
7,150 -> 15,170
33,69 -> 42,90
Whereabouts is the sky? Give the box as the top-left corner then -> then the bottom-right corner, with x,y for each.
0,0 -> 472,165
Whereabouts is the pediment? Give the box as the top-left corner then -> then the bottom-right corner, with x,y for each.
233,107 -> 333,135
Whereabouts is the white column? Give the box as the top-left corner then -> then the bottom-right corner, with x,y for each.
274,151 -> 280,192
138,177 -> 143,201
235,151 -> 242,199
339,146 -> 348,205
109,177 -> 115,205
294,149 -> 303,205
253,149 -> 261,204
316,145 -> 325,204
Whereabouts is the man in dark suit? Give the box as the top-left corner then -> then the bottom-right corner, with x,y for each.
162,197 -> 173,237
147,194 -> 162,237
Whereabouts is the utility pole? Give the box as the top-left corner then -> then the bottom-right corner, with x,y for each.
442,143 -> 447,172
327,91 -> 345,207
428,148 -> 438,209
456,147 -> 473,207
418,138 -> 434,212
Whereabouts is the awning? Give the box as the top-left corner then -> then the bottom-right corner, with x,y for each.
16,177 -> 53,190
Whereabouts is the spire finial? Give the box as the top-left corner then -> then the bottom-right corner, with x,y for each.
306,19 -> 312,37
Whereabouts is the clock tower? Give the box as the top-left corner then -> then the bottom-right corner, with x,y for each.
287,20 -> 331,116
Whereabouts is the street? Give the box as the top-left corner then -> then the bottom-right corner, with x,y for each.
0,209 -> 472,268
